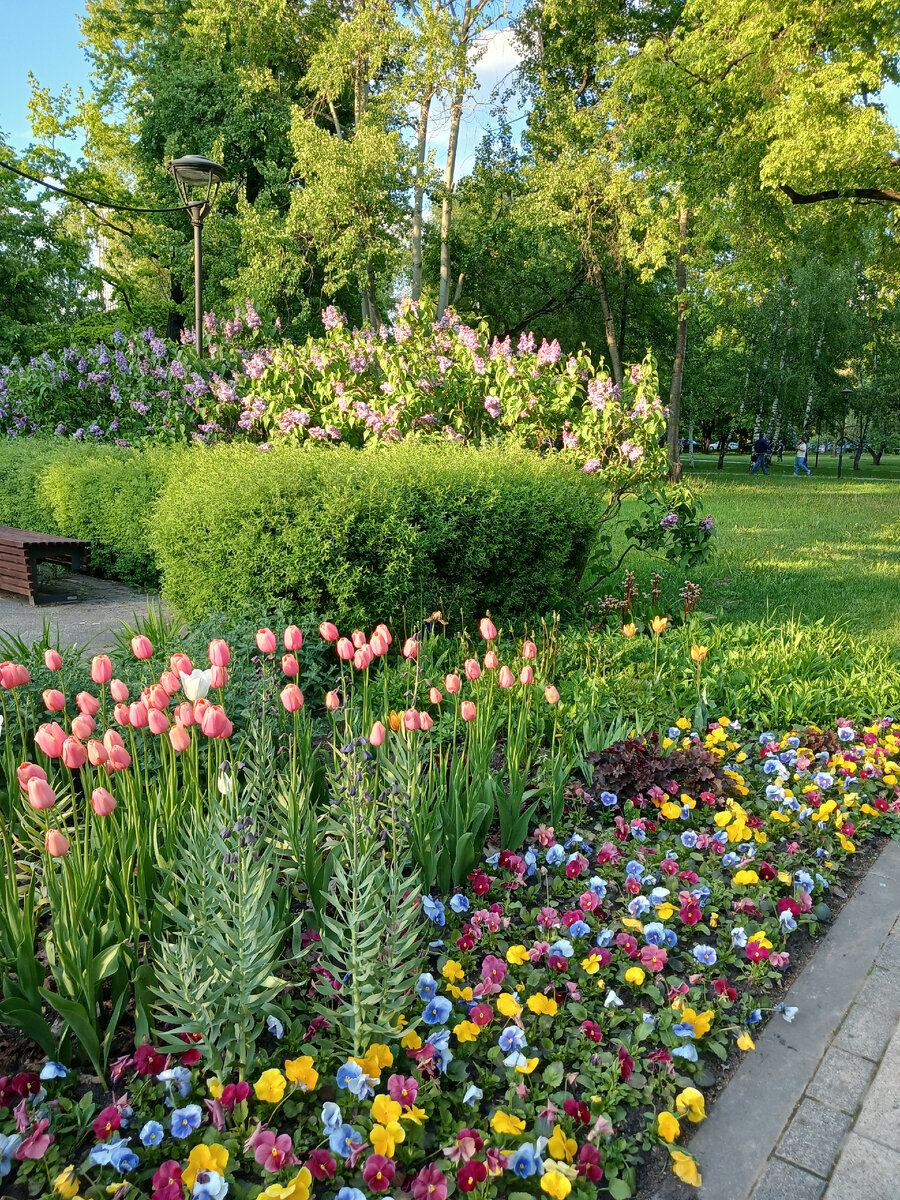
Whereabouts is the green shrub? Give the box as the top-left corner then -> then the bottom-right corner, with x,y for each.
151,442 -> 603,627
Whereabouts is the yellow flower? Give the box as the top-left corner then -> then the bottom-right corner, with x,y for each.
541,1170 -> 573,1198
581,955 -> 601,974
371,1094 -> 402,1125
54,1168 -> 80,1198
678,1008 -> 714,1038
662,736 -> 674,749
527,993 -> 558,1016
676,717 -> 691,730
657,1112 -> 681,1143
736,750 -> 747,763
207,1077 -> 224,1100
453,1020 -> 482,1043
284,1056 -> 318,1091
497,992 -> 523,1017
675,1087 -> 706,1124
650,615 -> 669,634
748,931 -> 772,949
401,1030 -> 422,1050
364,1043 -> 394,1069
446,984 -> 474,1001
491,1110 -> 526,1135
622,623 -> 637,638
770,810 -> 790,823
402,1104 -> 427,1124
624,966 -> 646,986
388,710 -> 402,731
442,959 -> 464,982
737,1032 -> 756,1051
369,1120 -> 405,1156
506,944 -> 529,965
690,644 -> 708,663
718,716 -> 730,727
670,1151 -> 702,1187
515,1056 -> 540,1074
656,902 -> 676,920
254,1069 -> 287,1104
733,869 -> 759,886
661,801 -> 682,819
547,1124 -> 577,1163
839,834 -> 856,853
680,793 -> 696,809
714,811 -> 733,827
184,1144 -> 229,1190
258,1167 -> 312,1200
621,917 -> 644,931
709,911 -> 719,928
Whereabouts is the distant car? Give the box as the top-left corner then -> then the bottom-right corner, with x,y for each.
728,442 -> 739,450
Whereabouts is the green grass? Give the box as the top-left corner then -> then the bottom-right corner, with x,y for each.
684,451 -> 900,482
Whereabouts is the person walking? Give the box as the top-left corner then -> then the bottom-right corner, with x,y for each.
794,438 -> 811,476
750,433 -> 770,475
777,440 -> 784,463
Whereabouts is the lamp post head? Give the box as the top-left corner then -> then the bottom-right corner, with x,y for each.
165,155 -> 226,222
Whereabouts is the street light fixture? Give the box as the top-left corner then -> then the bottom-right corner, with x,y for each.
165,155 -> 226,359
838,387 -> 854,480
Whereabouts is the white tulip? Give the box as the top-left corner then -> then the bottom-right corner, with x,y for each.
179,668 -> 213,701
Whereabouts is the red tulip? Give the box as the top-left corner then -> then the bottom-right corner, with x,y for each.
369,721 -> 386,746
35,723 -> 67,758
90,655 -> 112,684
461,701 -> 476,721
76,691 -> 100,716
91,788 -> 117,817
208,639 -> 231,668
284,624 -> 303,651
336,638 -> 354,661
256,628 -> 277,654
27,778 -> 56,810
280,685 -> 304,713
282,654 -> 300,677
43,649 -> 63,671
61,737 -> 87,769
319,621 -> 339,642
131,635 -> 153,660
42,689 -> 66,712
479,617 -> 497,641
45,830 -> 70,857
110,678 -> 129,703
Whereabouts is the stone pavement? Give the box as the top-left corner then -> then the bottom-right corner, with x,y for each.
0,573 -> 165,655
651,839 -> 900,1200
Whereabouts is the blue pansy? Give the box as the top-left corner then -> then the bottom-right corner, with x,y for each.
672,1022 -> 697,1039
463,1084 -> 483,1106
415,973 -> 438,1002
266,1015 -> 285,1039
158,1066 -> 193,1099
192,1170 -> 229,1199
643,922 -> 665,946
498,1026 -> 527,1052
508,1143 -> 540,1177
39,1062 -> 68,1081
546,844 -> 565,866
681,831 -> 698,848
171,1105 -> 202,1138
837,727 -> 855,741
596,928 -> 614,948
548,939 -> 574,958
671,1043 -> 698,1062
722,852 -> 740,868
321,1102 -> 343,1133
631,826 -> 646,841
600,791 -> 618,806
692,944 -> 717,966
335,1190 -> 368,1200
336,1062 -> 363,1091
140,1120 -> 165,1147
661,929 -> 679,948
628,897 -> 651,917
625,860 -> 644,878
422,896 -> 446,925
0,1134 -> 23,1177
568,920 -> 590,938
450,894 -> 470,913
329,1124 -> 364,1158
422,996 -> 452,1025
588,876 -> 608,898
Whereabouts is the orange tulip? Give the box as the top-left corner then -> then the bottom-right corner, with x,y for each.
650,616 -> 669,635
690,645 -> 709,663
622,623 -> 637,638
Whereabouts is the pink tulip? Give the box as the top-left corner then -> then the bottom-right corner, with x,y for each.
402,638 -> 418,660
429,687 -> 443,705
15,664 -> 30,686
282,654 -> 300,677
352,630 -> 366,649
193,698 -> 210,724
1,662 -> 29,687
27,778 -> 56,810
147,684 -> 169,711
76,691 -> 101,716
520,666 -> 534,686
87,739 -> 109,767
90,654 -> 112,684
369,721 -> 386,747
159,671 -> 180,696
210,664 -> 228,688
148,708 -> 170,735
256,628 -> 277,654
71,714 -> 96,740
419,711 -> 434,732
374,623 -> 392,646
131,635 -> 153,660
110,678 -> 129,703
461,700 -> 477,721
353,646 -> 373,670
169,724 -> 191,752
522,640 -> 537,660
103,729 -> 124,753
175,702 -> 195,726
170,652 -> 192,676
464,659 -> 481,681
129,702 -> 149,729
0,663 -> 12,689
284,624 -> 303,651
319,621 -> 339,642
43,649 -> 63,671
108,745 -> 132,771
544,684 -> 560,705
479,617 -> 497,641
280,685 -> 304,713
35,723 -> 67,758
336,638 -> 354,661
17,762 -> 46,791
371,632 -> 389,657
445,673 -> 461,694
208,639 -> 231,667
42,689 -> 66,712
113,703 -> 130,726
62,737 -> 87,770
201,705 -> 232,738
325,691 -> 340,711
498,665 -> 515,688
91,787 -> 117,817
404,708 -> 421,731
45,830 -> 70,857
484,651 -> 499,670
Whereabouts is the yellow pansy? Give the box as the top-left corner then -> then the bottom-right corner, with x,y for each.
624,966 -> 646,986
733,869 -> 759,886
709,912 -> 719,929
675,1087 -> 706,1123
491,1110 -> 526,1135
714,811 -> 733,827
497,992 -> 523,1017
662,737 -> 674,749
284,1056 -> 318,1091
657,1112 -> 680,1143
676,717 -> 691,730
679,1008 -> 714,1038
369,1120 -> 405,1156
506,944 -> 529,965
401,1030 -> 422,1050
718,716 -> 730,727
258,1167 -> 312,1200
748,931 -> 772,949
661,801 -> 682,819
754,830 -> 768,844
184,1144 -> 229,1190
364,1043 -> 394,1069
207,1077 -> 224,1100
453,1020 -> 481,1043
254,1069 -> 287,1104
402,1104 -> 427,1124
736,751 -> 747,763
839,834 -> 856,853
670,1151 -> 702,1187
680,793 -> 696,809
547,1124 -> 577,1162
621,917 -> 644,931
581,955 -> 601,975
657,902 -> 676,920
541,1170 -> 573,1198
442,959 -> 464,982
353,1054 -> 383,1080
516,1057 -> 540,1074
885,774 -> 898,786
447,984 -> 474,1001
777,871 -> 792,885
371,1094 -> 402,1125
527,994 -> 558,1016
737,1032 -> 756,1051
54,1168 -> 80,1199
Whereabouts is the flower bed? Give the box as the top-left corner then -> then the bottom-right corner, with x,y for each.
0,621 -> 898,1199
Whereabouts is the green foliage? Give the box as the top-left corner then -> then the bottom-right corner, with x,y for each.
150,441 -> 604,628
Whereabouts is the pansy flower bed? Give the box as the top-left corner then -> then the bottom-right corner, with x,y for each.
2,695 -> 898,1199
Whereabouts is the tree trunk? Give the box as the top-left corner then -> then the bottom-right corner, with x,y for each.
437,81 -> 464,319
869,442 -> 886,465
802,332 -> 824,437
410,95 -> 432,302
617,267 -> 629,367
595,263 -> 623,387
667,206 -> 690,483
853,417 -> 869,470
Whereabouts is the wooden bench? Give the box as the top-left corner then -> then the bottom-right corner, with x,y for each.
0,528 -> 90,606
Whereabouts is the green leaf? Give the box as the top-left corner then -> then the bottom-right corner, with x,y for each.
607,1175 -> 634,1199
542,1060 -> 565,1088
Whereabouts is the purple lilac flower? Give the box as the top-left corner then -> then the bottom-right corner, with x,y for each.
245,301 -> 262,330
518,331 -> 536,355
322,305 -> 343,331
114,349 -> 129,373
562,428 -> 579,449
484,396 -> 502,420
113,329 -> 124,346
630,363 -> 643,384
536,337 -> 561,366
204,311 -> 218,335
54,423 -> 66,436
660,512 -> 679,530
149,337 -> 166,358
582,459 -> 602,474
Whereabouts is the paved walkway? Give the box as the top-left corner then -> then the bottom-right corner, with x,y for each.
651,839 -> 900,1200
0,573 -> 164,655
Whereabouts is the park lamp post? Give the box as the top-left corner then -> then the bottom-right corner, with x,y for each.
165,155 -> 226,359
838,386 -> 854,480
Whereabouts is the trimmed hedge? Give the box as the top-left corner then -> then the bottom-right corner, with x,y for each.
151,443 -> 602,628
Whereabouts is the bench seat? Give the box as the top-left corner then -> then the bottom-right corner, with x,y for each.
0,527 -> 90,606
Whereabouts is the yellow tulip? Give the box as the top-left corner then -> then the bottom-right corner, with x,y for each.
650,615 -> 669,634
622,622 -> 637,638
690,644 -> 708,663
